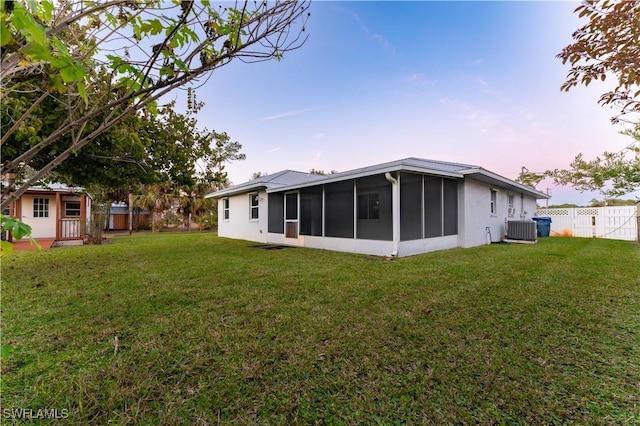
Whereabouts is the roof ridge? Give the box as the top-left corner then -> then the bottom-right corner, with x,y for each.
404,157 -> 479,168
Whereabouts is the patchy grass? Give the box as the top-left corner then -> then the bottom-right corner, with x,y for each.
1,234 -> 639,424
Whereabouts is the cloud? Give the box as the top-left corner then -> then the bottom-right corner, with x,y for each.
262,108 -> 312,121
341,7 -> 396,55
477,77 -> 502,98
439,96 -> 501,134
315,132 -> 325,140
268,147 -> 283,153
403,72 -> 433,87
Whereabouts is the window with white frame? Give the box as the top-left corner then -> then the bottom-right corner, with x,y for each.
490,189 -> 497,215
65,201 -> 81,217
33,198 -> 49,218
507,194 -> 515,217
222,198 -> 230,220
249,193 -> 259,220
357,192 -> 380,221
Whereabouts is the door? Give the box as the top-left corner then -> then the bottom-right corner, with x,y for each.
285,192 -> 298,238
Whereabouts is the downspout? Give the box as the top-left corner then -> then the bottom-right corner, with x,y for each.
385,172 -> 400,257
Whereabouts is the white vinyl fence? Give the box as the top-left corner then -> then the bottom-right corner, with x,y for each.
536,206 -> 638,242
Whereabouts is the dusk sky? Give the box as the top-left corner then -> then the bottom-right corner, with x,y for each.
182,1 -> 636,205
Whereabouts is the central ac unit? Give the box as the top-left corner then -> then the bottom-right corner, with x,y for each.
506,220 -> 536,241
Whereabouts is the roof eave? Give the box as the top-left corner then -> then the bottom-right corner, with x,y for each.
461,168 -> 550,199
205,183 -> 267,199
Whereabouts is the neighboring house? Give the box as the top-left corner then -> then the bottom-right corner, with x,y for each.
108,203 -> 151,231
6,184 -> 91,245
206,158 -> 550,257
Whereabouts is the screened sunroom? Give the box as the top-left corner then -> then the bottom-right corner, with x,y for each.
207,158 -> 548,257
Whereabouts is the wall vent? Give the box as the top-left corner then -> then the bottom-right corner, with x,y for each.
507,220 -> 536,241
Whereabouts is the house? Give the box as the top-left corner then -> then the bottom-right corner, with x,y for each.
205,158 -> 550,257
5,184 -> 91,246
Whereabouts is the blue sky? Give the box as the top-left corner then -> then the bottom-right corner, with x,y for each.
184,1 -> 636,205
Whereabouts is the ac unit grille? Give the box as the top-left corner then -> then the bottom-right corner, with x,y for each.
507,220 -> 536,241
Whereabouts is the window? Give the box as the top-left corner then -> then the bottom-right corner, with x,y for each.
507,194 -> 515,217
357,192 -> 380,220
285,193 -> 298,220
222,198 -> 230,220
490,189 -> 497,215
249,193 -> 259,220
65,201 -> 81,217
33,198 -> 49,218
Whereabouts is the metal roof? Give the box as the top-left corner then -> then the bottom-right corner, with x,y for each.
205,170 -> 325,198
206,158 -> 550,200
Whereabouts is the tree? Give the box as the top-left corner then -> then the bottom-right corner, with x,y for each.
554,1 -> 640,197
250,171 -> 268,180
557,0 -> 640,127
546,130 -> 640,197
1,0 -> 310,210
134,184 -> 174,233
308,168 -> 338,175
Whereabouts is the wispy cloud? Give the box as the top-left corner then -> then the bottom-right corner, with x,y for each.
262,108 -> 312,121
342,7 -> 396,55
403,72 -> 433,87
268,147 -> 283,153
439,96 -> 501,134
477,77 -> 502,98
315,132 -> 325,140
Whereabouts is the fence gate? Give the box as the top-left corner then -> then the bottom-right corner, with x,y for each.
536,206 -> 637,241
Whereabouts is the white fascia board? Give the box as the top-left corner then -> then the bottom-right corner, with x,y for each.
205,183 -> 266,199
461,168 -> 550,199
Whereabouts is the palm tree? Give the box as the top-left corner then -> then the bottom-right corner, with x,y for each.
134,185 -> 174,232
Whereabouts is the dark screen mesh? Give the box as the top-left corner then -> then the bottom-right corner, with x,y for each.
325,180 -> 354,238
268,192 -> 284,233
400,172 -> 423,241
424,176 -> 443,238
443,178 -> 458,236
300,187 -> 323,236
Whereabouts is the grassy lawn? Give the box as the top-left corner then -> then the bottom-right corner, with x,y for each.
1,234 -> 639,424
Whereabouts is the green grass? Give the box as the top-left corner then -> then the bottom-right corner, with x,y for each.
1,234 -> 639,424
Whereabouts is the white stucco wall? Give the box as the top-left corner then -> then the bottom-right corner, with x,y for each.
267,233 -> 394,257
459,179 -> 538,247
220,179 -> 541,257
217,190 -> 268,243
20,194 -> 57,239
398,235 -> 459,257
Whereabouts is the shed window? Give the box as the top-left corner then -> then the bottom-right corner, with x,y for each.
249,193 -> 259,220
223,198 -> 230,220
65,202 -> 81,217
33,198 -> 49,218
